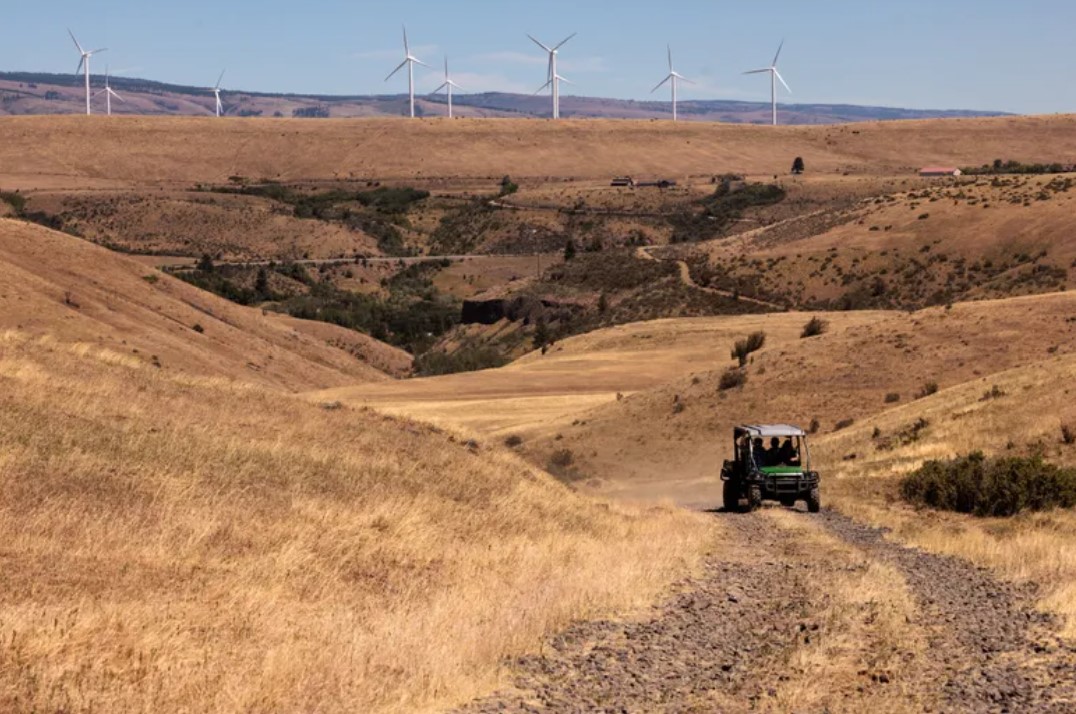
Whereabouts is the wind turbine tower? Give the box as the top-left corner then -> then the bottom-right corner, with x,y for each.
744,40 -> 791,126
69,29 -> 106,116
94,67 -> 124,116
385,26 -> 430,118
211,71 -> 225,117
651,45 -> 693,121
433,57 -> 463,118
528,33 -> 575,120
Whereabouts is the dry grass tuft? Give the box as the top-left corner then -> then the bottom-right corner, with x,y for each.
0,332 -> 710,713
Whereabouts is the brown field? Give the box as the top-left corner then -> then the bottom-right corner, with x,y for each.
0,332 -> 708,712
2,114 -> 1075,188
0,218 -> 405,389
5,114 -> 1076,711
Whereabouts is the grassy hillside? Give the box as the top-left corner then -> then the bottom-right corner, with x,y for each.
0,331 -> 709,713
0,218 -> 409,389
508,291 -> 1076,494
815,351 -> 1076,633
2,114 -> 1076,188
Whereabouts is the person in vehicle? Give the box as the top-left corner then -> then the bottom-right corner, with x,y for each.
766,437 -> 783,466
778,437 -> 798,466
751,438 -> 767,469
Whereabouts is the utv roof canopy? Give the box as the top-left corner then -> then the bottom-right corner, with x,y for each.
734,424 -> 807,438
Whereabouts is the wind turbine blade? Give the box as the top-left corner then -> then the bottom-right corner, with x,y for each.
385,59 -> 408,81
534,79 -> 552,95
774,68 -> 791,93
772,39 -> 784,67
67,29 -> 85,54
667,45 -> 673,72
402,25 -> 409,54
432,82 -> 448,94
557,74 -> 574,86
444,55 -> 449,77
527,34 -> 552,53
75,57 -> 85,75
92,88 -> 106,98
450,80 -> 463,90
743,68 -> 770,75
679,75 -> 696,85
553,33 -> 576,50
111,89 -> 125,102
651,75 -> 671,93
414,58 -> 432,69
90,48 -> 108,55
215,70 -> 226,89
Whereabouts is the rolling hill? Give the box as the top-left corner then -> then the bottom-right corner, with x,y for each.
0,71 -> 1009,124
0,217 -> 409,389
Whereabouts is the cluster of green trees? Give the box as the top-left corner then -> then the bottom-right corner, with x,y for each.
963,159 -> 1075,175
670,181 -> 787,243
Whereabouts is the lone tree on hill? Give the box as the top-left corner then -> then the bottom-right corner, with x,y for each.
564,238 -> 577,261
791,156 -> 805,174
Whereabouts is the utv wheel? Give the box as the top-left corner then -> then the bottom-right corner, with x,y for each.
807,486 -> 821,513
722,481 -> 740,512
747,485 -> 763,512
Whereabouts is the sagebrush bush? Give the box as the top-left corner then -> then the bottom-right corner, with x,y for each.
900,452 -> 1076,517
718,367 -> 747,391
800,316 -> 828,338
915,381 -> 939,399
731,331 -> 766,366
884,392 -> 901,404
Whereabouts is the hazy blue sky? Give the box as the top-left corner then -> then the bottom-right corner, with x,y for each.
3,1 -> 1073,113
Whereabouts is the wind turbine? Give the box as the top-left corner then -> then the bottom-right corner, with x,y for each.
211,71 -> 225,117
743,40 -> 791,126
528,33 -> 575,120
385,26 -> 430,118
93,67 -> 124,116
69,29 -> 106,116
651,45 -> 693,121
432,56 -> 463,118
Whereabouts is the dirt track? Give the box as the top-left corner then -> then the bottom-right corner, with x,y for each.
458,509 -> 1076,713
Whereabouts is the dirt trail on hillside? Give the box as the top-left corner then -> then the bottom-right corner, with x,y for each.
635,246 -> 784,311
457,510 -> 1076,713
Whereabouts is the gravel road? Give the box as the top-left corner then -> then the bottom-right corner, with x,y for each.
457,509 -> 1076,713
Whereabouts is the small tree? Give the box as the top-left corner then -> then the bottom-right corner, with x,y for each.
196,254 -> 215,273
564,238 -> 577,261
254,267 -> 269,296
533,318 -> 551,350
791,156 -> 805,174
597,292 -> 609,314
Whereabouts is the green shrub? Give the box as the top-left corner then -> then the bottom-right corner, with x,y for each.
884,392 -> 901,404
731,331 -> 766,366
800,316 -> 828,338
413,345 -> 508,376
916,381 -> 939,399
900,452 -> 1076,517
718,367 -> 747,391
504,435 -> 524,448
0,190 -> 26,214
834,418 -> 854,431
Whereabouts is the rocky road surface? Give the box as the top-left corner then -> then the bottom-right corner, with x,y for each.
457,509 -> 1076,713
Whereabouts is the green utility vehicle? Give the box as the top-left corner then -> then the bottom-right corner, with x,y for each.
720,424 -> 821,513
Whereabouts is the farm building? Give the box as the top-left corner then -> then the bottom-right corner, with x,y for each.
919,167 -> 962,177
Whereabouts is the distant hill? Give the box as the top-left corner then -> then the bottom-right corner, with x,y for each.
0,71 -> 1010,124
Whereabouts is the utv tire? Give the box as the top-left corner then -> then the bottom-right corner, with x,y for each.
747,485 -> 763,512
723,481 -> 740,512
807,486 -> 821,513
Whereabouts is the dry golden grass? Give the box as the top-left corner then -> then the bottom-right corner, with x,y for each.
762,510 -> 931,713
0,218 -> 407,390
0,331 -> 711,713
816,351 -> 1076,635
3,114 -> 1076,190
